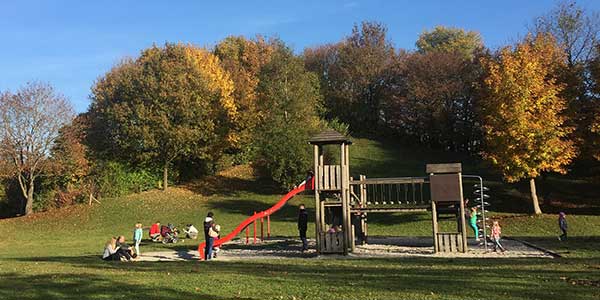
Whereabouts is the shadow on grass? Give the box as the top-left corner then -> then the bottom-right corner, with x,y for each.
0,271 -> 239,300
7,254 -> 600,299
512,235 -> 600,258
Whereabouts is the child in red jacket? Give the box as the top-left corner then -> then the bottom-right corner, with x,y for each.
150,221 -> 161,241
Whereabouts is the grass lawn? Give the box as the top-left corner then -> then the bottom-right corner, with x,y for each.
1,138 -> 600,299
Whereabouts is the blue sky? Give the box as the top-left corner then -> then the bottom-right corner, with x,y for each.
1,0 -> 600,112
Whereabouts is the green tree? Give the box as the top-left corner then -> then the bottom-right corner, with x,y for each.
88,43 -> 238,190
416,26 -> 483,59
480,34 -> 577,214
255,41 -> 323,188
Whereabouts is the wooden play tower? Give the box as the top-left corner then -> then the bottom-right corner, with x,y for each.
309,130 -> 469,254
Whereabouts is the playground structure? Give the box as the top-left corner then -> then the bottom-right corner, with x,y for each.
310,130 -> 486,254
197,129 -> 488,259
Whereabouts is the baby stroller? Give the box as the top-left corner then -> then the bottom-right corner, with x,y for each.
160,223 -> 179,244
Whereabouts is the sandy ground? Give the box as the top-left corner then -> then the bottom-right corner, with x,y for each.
136,236 -> 553,262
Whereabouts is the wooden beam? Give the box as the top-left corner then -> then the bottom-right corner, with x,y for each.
350,207 -> 428,213
426,163 -> 462,174
350,177 -> 427,185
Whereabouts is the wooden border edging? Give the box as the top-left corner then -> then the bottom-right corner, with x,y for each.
504,236 -> 562,258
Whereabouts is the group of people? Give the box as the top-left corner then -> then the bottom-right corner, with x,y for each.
464,203 -> 570,253
102,221 -> 203,261
102,225 -> 142,261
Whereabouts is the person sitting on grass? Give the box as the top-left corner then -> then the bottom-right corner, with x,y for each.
184,224 -> 199,240
490,221 -> 506,252
150,221 -> 161,242
558,212 -> 568,241
116,235 -> 136,261
102,237 -> 121,261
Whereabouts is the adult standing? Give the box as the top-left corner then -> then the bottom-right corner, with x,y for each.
298,204 -> 308,252
203,212 -> 215,260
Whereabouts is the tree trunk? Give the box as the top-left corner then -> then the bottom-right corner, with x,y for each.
530,178 -> 542,215
163,163 -> 168,191
25,184 -> 34,215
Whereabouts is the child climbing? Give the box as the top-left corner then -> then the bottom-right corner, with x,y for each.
558,212 -> 568,241
490,220 -> 505,252
468,206 -> 479,241
133,222 -> 143,256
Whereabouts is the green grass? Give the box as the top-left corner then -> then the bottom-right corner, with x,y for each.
1,138 -> 600,299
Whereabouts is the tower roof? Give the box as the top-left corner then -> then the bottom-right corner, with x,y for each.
308,129 -> 352,145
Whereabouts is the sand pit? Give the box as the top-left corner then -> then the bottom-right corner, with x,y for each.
136,236 -> 554,262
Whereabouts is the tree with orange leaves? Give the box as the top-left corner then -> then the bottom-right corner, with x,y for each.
480,34 -> 577,214
88,43 -> 237,190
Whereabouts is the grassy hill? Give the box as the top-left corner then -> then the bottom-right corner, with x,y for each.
1,138 -> 599,299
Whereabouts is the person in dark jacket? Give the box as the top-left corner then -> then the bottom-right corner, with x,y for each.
558,212 -> 568,241
203,212 -> 214,260
298,204 -> 308,252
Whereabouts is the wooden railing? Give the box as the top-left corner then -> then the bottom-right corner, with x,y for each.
349,176 -> 430,207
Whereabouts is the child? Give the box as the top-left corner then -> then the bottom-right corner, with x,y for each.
490,220 -> 505,252
468,206 -> 479,241
212,224 -> 221,258
150,221 -> 161,242
558,212 -> 568,241
133,223 -> 143,256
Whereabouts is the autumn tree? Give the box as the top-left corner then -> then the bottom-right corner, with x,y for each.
254,41 -> 323,188
213,36 -> 273,160
0,82 -> 74,215
49,114 -> 91,206
304,21 -> 395,132
416,26 -> 484,59
88,43 -> 237,190
480,34 -> 577,214
384,50 -> 482,151
383,26 -> 484,151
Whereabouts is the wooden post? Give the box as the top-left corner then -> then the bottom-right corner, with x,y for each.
253,212 -> 257,244
260,217 -> 264,241
340,143 -> 349,255
431,199 -> 439,252
458,173 -> 468,252
313,144 -> 321,253
345,143 -> 352,253
267,215 -> 271,238
246,226 -> 249,244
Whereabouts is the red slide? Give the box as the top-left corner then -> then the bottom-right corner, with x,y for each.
198,177 -> 314,260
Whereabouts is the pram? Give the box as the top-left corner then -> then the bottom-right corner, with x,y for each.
160,223 -> 179,244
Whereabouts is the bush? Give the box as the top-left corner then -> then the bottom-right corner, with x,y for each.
93,161 -> 160,198
255,125 -> 313,189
